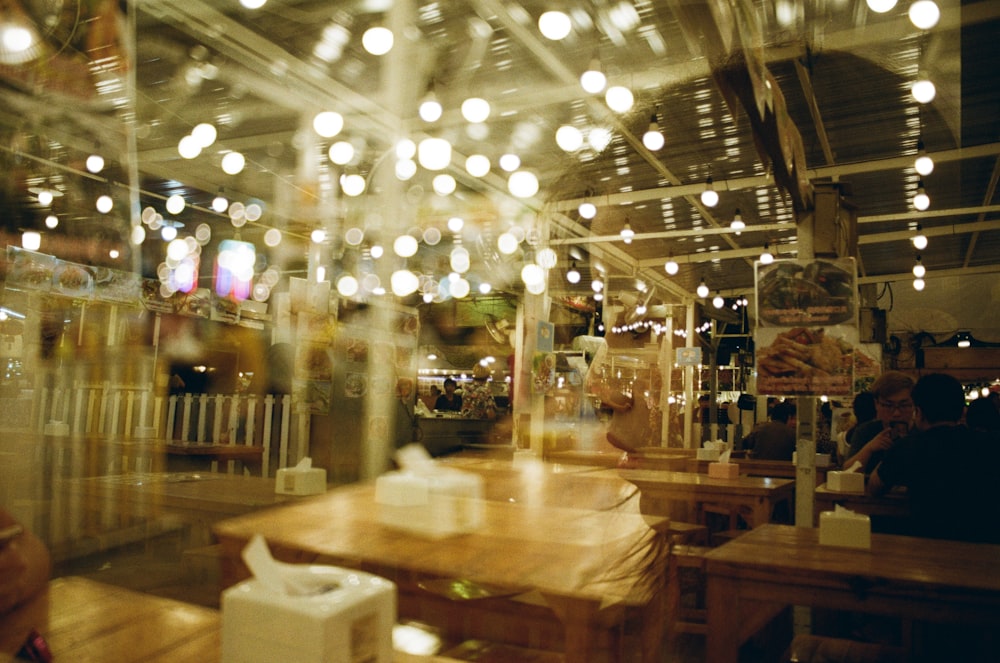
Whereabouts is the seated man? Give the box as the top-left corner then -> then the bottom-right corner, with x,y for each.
868,373 -> 999,543
0,508 -> 51,615
742,400 -> 796,460
843,370 -> 915,474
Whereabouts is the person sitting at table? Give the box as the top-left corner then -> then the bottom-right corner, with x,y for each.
461,363 -> 497,420
965,396 -> 1000,434
741,400 -> 796,460
434,378 -> 462,412
842,371 -> 915,474
835,391 -> 877,462
868,373 -> 1000,544
0,508 -> 51,615
421,384 -> 442,412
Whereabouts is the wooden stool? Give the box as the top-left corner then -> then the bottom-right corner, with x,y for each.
667,521 -> 709,545
666,544 -> 711,638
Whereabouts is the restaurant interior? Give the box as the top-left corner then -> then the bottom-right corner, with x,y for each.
2,1 -> 999,661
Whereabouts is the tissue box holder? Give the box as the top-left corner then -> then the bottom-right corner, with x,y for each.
819,510 -> 871,549
275,467 -> 327,495
221,565 -> 396,663
708,462 -> 740,479
696,448 -> 721,461
827,471 -> 865,493
375,468 -> 484,538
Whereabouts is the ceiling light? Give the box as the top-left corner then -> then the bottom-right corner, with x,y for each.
418,138 -> 451,171
538,10 -> 572,40
432,173 -> 456,195
578,201 -> 596,219
21,231 -> 40,251
221,151 -> 246,175
419,93 -> 442,122
36,189 -> 53,206
329,140 -> 354,165
911,77 -> 936,104
700,177 -> 719,207
865,0 -> 897,12
556,125 -> 584,152
212,189 -> 228,213
312,111 -> 344,138
566,261 -> 581,284
362,27 -> 394,55
912,255 -> 926,278
537,247 -> 558,269
912,225 -> 928,250
713,292 -> 724,309
730,208 -> 745,234
499,153 -> 520,172
642,113 -> 664,151
450,246 -> 471,273
337,274 -> 359,297
760,243 -> 774,264
86,152 -> 105,174
580,59 -> 606,94
696,278 -> 709,298
620,220 -> 634,244
44,214 -> 58,229
957,332 -> 971,348
461,97 -> 490,123
664,257 -> 679,275
96,194 -> 113,214
391,270 -> 420,296
914,140 -> 934,176
909,0 -> 940,29
508,170 -> 539,198
497,232 -> 519,255
191,122 -> 217,147
591,279 -> 604,293
393,234 -> 418,258
912,183 -> 930,211
605,85 -> 634,113
465,154 -> 491,177
240,0 -> 267,8
177,135 -> 201,159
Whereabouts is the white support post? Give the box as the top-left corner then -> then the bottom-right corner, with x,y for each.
262,395 -> 274,478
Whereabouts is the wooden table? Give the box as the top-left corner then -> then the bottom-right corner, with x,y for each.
0,576 -> 221,663
814,482 -> 910,519
164,443 -> 263,474
0,576 -> 502,663
609,468 -> 794,528
685,458 -> 832,484
704,524 -> 1000,663
213,481 -> 668,663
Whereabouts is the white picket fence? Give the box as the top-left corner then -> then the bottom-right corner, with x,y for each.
30,383 -> 306,477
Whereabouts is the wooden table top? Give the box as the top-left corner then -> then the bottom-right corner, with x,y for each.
610,468 -> 794,497
213,481 -> 664,606
0,576 -> 221,663
705,523 -> 1000,597
814,482 -> 910,518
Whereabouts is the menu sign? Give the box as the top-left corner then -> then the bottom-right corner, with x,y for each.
754,258 -> 858,397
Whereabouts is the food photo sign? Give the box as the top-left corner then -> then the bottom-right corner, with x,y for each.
754,258 -> 858,397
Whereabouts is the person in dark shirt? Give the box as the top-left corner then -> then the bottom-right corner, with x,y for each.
742,400 -> 796,460
869,373 -> 999,544
434,377 -> 462,412
843,371 -> 915,474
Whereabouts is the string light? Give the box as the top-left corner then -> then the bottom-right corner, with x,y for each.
696,278 -> 709,298
700,177 -> 718,207
760,243 -> 774,264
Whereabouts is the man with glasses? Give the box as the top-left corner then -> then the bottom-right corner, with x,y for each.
842,371 -> 915,474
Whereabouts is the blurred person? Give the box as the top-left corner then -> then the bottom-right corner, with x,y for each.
0,508 -> 51,615
843,371 -> 915,474
434,378 -> 462,412
836,391 -> 877,461
741,400 -> 796,460
604,378 -> 651,455
461,363 -> 497,420
421,385 -> 442,412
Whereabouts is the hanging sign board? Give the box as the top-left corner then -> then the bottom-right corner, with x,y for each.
675,347 -> 702,366
754,258 -> 858,397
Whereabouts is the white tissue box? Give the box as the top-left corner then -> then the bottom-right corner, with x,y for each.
222,565 -> 396,663
275,467 -> 327,495
819,510 -> 871,549
827,471 -> 865,493
696,448 -> 721,461
375,468 -> 484,538
708,462 -> 740,479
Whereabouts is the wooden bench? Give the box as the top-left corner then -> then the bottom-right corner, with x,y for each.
666,544 -> 711,637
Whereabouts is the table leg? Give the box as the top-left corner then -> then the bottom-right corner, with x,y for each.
706,574 -> 741,663
542,594 -> 604,663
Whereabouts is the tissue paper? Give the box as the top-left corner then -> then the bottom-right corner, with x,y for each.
275,457 -> 327,495
708,449 -> 739,479
827,462 -> 864,492
222,536 -> 397,663
819,506 -> 871,549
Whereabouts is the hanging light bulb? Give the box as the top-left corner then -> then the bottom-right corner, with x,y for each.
212,188 -> 228,213
566,261 -> 581,284
696,278 -> 709,298
914,139 -> 934,176
913,277 -> 926,291
700,177 -> 719,207
578,201 -> 597,219
912,183 -> 930,211
620,220 -> 634,244
664,257 -> 679,275
911,76 -> 936,104
86,152 -> 105,174
912,255 -> 926,278
538,10 -> 572,40
760,243 -> 775,265
912,225 -> 928,250
712,292 -> 724,309
580,58 -> 606,94
642,113 -> 664,151
730,208 -> 745,234
909,0 -> 940,29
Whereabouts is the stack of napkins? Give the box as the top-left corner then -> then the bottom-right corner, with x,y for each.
708,449 -> 740,479
276,457 -> 327,495
374,444 -> 484,538
819,505 -> 871,549
827,461 -> 864,493
697,440 -> 726,461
